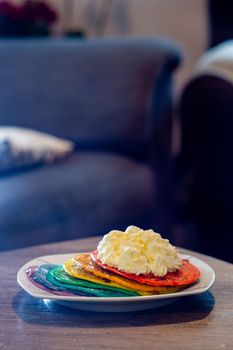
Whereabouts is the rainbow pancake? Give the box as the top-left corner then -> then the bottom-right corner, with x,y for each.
28,264 -> 140,297
25,226 -> 201,298
71,253 -> 182,294
91,250 -> 200,287
49,264 -> 138,295
63,259 -> 141,295
47,264 -> 139,297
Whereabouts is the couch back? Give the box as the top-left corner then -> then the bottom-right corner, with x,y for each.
0,38 -> 180,157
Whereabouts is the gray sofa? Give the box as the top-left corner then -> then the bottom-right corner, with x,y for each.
0,38 -> 181,250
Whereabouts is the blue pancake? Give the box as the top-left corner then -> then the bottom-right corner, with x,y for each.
31,264 -> 136,297
32,264 -> 90,296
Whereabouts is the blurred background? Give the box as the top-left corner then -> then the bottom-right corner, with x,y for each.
0,0 -> 233,263
0,0 -> 209,92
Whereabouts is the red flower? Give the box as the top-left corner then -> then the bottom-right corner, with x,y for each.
0,1 -> 24,21
22,1 -> 57,24
0,0 -> 57,24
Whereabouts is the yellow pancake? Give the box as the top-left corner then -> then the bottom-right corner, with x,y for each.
64,259 -> 150,295
72,253 -> 182,294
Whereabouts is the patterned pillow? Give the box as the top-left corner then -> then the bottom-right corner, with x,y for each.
0,127 -> 74,174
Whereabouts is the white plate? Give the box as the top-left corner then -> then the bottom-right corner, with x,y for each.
17,253 -> 215,312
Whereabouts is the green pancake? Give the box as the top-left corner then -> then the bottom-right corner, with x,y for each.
47,265 -> 139,297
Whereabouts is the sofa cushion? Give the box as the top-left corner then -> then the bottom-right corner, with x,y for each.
0,152 -> 156,250
0,127 -> 74,174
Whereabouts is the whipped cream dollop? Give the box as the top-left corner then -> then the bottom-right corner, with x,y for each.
97,226 -> 182,277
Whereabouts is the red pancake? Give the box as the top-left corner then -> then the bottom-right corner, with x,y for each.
91,250 -> 200,287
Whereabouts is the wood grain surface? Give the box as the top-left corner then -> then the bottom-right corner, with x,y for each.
0,236 -> 233,350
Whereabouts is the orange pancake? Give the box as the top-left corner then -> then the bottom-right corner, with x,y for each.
64,258 -> 143,295
73,253 -> 182,294
91,250 -> 200,287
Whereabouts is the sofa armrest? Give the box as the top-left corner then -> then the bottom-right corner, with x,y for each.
177,41 -> 233,261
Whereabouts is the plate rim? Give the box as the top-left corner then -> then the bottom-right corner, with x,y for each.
17,253 -> 215,303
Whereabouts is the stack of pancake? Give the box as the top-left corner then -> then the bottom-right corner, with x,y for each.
27,251 -> 200,298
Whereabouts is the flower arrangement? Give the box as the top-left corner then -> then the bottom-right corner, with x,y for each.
0,0 -> 57,36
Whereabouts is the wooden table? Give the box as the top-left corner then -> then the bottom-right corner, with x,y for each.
0,236 -> 233,350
